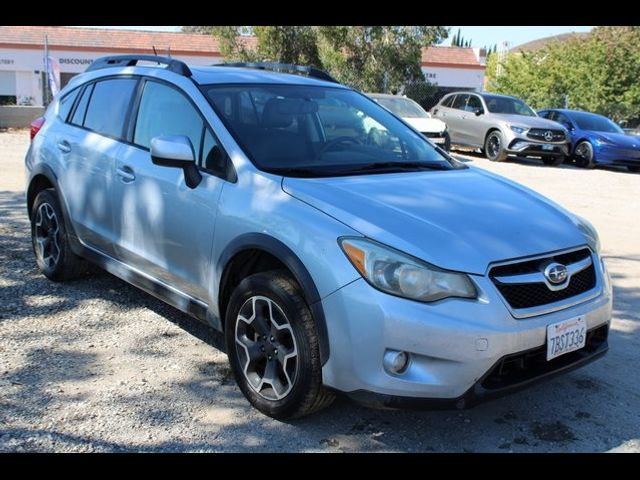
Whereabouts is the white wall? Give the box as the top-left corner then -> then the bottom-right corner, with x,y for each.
421,66 -> 485,91
0,47 -> 222,105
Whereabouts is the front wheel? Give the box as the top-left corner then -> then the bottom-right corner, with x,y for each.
574,141 -> 596,169
542,156 -> 565,166
225,271 -> 334,419
484,131 -> 508,162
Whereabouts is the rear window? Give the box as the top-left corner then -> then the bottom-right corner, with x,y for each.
58,88 -> 79,121
83,78 -> 138,139
70,84 -> 93,126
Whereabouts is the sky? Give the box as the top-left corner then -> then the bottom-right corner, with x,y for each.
72,26 -> 595,49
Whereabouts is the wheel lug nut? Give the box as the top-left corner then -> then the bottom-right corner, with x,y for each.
274,349 -> 278,355
260,346 -> 265,352
263,336 -> 267,340
270,336 -> 274,341
268,356 -> 272,361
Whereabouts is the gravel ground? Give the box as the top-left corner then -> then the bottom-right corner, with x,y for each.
1,131 -> 638,452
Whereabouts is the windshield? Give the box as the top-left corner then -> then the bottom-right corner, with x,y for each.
371,95 -> 429,118
203,85 -> 458,177
569,111 -> 624,134
483,94 -> 536,116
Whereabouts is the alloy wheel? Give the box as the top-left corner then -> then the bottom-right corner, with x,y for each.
234,295 -> 299,401
34,203 -> 61,269
487,134 -> 501,159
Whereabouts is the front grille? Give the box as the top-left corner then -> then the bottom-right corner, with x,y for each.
481,325 -> 608,391
490,248 -> 596,310
422,131 -> 445,138
527,128 -> 566,142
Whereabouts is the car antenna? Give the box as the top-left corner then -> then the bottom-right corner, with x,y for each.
152,45 -> 160,64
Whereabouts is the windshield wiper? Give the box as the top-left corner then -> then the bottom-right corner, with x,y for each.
337,161 -> 451,174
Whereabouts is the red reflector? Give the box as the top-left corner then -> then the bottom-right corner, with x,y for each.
30,117 -> 45,141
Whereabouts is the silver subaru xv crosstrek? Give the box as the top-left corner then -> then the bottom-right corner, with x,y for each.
432,91 -> 571,165
25,56 -> 611,419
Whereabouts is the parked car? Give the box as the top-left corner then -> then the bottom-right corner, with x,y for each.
26,57 -> 611,419
432,92 -> 570,165
538,109 -> 640,172
623,128 -> 640,137
367,93 -> 450,151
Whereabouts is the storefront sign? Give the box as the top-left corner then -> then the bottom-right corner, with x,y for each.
0,59 -> 15,65
59,58 -> 94,66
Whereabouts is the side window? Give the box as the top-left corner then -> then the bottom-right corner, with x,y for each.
84,78 -> 138,138
442,95 -> 455,108
239,91 -> 258,126
555,113 -> 573,129
133,81 -> 203,155
466,95 -> 483,113
201,128 -> 228,176
70,83 -> 93,126
538,110 -> 550,119
58,88 -> 79,122
451,94 -> 469,110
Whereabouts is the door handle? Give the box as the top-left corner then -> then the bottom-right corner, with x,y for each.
116,166 -> 136,183
57,140 -> 71,153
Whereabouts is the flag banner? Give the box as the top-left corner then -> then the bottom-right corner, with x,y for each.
47,56 -> 61,97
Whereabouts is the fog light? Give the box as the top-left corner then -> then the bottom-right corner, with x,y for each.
383,350 -> 409,374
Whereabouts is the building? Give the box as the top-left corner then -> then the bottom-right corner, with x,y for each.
0,26 -> 486,107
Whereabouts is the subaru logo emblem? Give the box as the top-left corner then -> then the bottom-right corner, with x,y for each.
544,130 -> 554,141
544,262 -> 568,284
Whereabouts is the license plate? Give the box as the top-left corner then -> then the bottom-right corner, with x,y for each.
542,144 -> 554,151
546,316 -> 587,361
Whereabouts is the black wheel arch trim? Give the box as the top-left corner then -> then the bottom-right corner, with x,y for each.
26,164 -> 82,255
217,233 -> 330,366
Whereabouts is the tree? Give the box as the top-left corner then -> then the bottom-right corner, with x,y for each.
210,26 -> 321,67
316,26 -> 448,93
181,26 -> 213,35
486,27 -> 640,124
451,28 -> 472,48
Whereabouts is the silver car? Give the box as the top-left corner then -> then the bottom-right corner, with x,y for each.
432,92 -> 570,165
25,56 -> 611,419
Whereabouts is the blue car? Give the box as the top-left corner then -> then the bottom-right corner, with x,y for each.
538,109 -> 640,172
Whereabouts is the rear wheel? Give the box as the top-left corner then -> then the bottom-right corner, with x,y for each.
628,165 -> 640,173
31,189 -> 91,281
442,131 -> 451,152
484,131 -> 508,162
542,156 -> 565,166
225,271 -> 334,419
574,141 -> 596,169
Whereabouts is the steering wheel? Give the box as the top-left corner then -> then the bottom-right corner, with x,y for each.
320,136 -> 361,155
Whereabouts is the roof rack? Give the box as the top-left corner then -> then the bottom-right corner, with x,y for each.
215,62 -> 338,83
86,55 -> 192,77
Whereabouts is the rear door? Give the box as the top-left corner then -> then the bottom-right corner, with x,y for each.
458,94 -> 486,147
58,77 -> 139,255
112,79 -> 227,300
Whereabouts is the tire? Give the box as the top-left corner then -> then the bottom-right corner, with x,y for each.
30,189 -> 91,281
574,141 -> 596,169
628,165 -> 640,173
442,131 -> 451,152
484,130 -> 508,162
542,156 -> 565,166
225,271 -> 334,419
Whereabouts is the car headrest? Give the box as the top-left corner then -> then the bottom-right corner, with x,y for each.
262,98 -> 318,128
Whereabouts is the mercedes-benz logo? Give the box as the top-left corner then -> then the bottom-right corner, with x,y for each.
544,262 -> 568,285
544,131 -> 554,142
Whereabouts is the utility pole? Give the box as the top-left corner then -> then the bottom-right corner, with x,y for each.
43,34 -> 50,107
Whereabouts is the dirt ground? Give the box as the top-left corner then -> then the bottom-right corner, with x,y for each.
1,131 -> 638,452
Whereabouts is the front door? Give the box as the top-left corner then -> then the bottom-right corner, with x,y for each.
112,80 -> 226,301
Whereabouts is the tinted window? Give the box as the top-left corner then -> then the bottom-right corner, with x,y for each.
58,88 -> 79,121
451,94 -> 469,110
569,111 -> 623,133
555,113 -> 573,129
84,78 -> 138,138
204,84 -> 457,177
134,81 -> 204,153
538,110 -> 550,119
70,84 -> 93,126
466,95 -> 483,112
373,96 -> 428,118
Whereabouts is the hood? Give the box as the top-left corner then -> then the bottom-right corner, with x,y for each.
490,113 -> 565,130
282,167 -> 586,275
403,117 -> 447,134
588,131 -> 640,148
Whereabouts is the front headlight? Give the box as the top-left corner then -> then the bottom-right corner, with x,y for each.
594,136 -> 613,146
339,237 -> 477,302
509,125 -> 528,134
573,215 -> 601,253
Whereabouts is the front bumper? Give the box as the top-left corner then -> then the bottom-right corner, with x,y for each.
320,257 -> 612,404
507,139 -> 569,157
593,145 -> 640,166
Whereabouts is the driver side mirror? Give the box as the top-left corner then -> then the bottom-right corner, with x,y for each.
151,135 -> 202,189
473,108 -> 483,116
